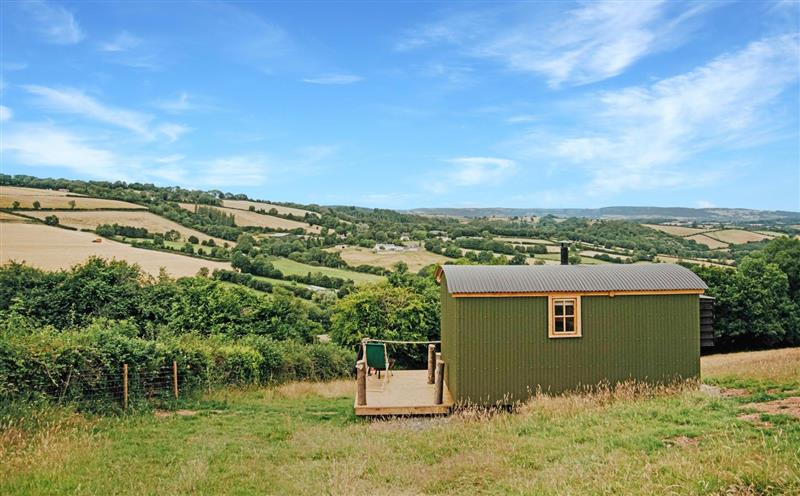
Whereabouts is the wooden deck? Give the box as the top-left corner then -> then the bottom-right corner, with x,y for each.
354,369 -> 454,416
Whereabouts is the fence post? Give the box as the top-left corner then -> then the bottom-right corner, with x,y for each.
427,344 -> 436,384
122,363 -> 128,410
356,359 -> 367,406
435,360 -> 445,405
172,360 -> 179,399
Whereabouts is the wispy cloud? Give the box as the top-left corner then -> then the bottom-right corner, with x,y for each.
0,106 -> 12,121
398,1 -> 712,87
302,74 -> 362,85
98,31 -> 141,52
153,92 -> 209,113
23,85 -> 186,142
21,0 -> 84,45
513,34 -> 800,196
425,156 -> 517,194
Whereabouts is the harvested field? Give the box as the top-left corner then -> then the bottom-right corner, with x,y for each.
686,233 -> 729,249
0,223 -> 230,277
178,204 -> 321,234
656,255 -> 732,267
642,224 -> 706,236
580,250 -> 630,261
328,245 -> 450,273
0,212 -> 28,223
704,229 -> 776,244
0,186 -> 144,210
702,348 -> 800,383
221,199 -> 318,218
18,210 -> 227,245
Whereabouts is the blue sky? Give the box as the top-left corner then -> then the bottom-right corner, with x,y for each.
1,1 -> 798,210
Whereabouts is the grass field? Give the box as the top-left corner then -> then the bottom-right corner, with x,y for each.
221,199 -> 317,218
0,186 -> 145,210
19,210 -> 227,245
655,255 -> 733,267
178,203 -> 321,234
1,348 -> 798,495
0,223 -> 231,277
269,257 -> 384,285
329,245 -> 450,272
643,224 -> 707,236
704,229 -> 776,244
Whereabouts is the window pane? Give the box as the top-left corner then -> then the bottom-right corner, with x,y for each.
566,317 -> 574,332
555,318 -> 564,332
555,301 -> 564,316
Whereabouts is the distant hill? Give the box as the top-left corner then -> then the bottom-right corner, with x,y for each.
406,206 -> 800,223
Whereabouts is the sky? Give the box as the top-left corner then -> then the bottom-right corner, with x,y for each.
1,0 -> 799,211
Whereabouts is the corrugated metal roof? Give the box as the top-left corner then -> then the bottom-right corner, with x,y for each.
439,263 -> 707,294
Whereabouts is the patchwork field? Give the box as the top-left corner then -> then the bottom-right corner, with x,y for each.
328,245 -> 450,272
0,223 -> 230,277
494,236 -> 554,245
686,233 -> 729,249
642,224 -> 707,236
2,348 -> 798,495
704,229 -> 776,244
179,204 -> 322,234
656,255 -> 733,268
221,199 -> 318,218
269,257 -> 384,285
580,250 -> 630,261
18,210 -> 227,245
0,186 -> 144,210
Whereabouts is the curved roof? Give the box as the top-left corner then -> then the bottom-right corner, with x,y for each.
437,263 -> 707,295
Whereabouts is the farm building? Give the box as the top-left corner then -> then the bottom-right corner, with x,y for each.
435,263 -> 708,405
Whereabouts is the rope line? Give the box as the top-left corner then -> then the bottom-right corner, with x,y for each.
361,338 -> 441,345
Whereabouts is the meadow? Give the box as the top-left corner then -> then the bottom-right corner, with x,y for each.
1,348 -> 797,495
269,257 -> 384,286
330,245 -> 451,272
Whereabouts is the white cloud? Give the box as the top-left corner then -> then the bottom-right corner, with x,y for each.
99,31 -> 142,52
516,34 -> 800,196
153,92 -> 201,113
302,74 -> 363,85
506,115 -> 537,124
21,0 -> 84,45
398,1 -> 712,87
426,157 -> 516,194
196,156 -> 270,187
1,124 -> 120,178
0,106 -> 12,121
23,85 -> 187,143
696,200 -> 715,208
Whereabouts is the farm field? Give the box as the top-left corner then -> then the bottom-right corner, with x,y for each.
0,212 -> 27,223
19,210 -> 227,245
269,257 -> 384,285
328,245 -> 450,272
494,236 -> 554,245
580,250 -> 630,261
642,224 -> 707,236
656,255 -> 733,268
704,229 -> 776,244
0,186 -> 144,210
535,252 -> 609,264
2,348 -> 798,495
221,199 -> 317,218
0,223 -> 230,277
178,203 -> 322,234
686,233 -> 729,249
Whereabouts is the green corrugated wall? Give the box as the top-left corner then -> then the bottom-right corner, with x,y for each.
440,274 -> 700,405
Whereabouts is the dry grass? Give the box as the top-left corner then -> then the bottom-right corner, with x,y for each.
702,347 -> 800,383
221,199 -> 317,218
0,186 -> 144,210
656,255 -> 733,267
704,229 -> 776,245
178,203 -> 321,234
643,224 -> 707,236
18,210 -> 226,244
0,212 -> 28,223
686,233 -> 730,249
328,245 -> 450,272
0,223 -> 231,277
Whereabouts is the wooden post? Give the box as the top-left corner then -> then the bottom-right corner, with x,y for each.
356,360 -> 367,406
427,344 -> 436,384
122,363 -> 128,410
172,360 -> 179,399
434,360 -> 445,405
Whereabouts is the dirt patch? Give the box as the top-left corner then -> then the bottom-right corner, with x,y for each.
155,409 -> 197,418
737,413 -> 774,428
746,396 -> 800,419
665,435 -> 699,448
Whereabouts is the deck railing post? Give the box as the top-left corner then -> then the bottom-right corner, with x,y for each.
356,359 -> 367,406
427,344 -> 436,384
434,360 -> 445,405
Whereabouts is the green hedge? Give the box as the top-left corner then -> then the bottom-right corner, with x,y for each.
0,322 -> 354,409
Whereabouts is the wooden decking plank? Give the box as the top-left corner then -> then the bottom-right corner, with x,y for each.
354,369 -> 453,416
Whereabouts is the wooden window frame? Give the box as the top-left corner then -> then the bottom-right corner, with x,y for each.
548,294 -> 582,338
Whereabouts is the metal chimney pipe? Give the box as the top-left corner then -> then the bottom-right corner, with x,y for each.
560,242 -> 569,265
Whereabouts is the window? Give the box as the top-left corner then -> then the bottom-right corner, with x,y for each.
548,295 -> 581,338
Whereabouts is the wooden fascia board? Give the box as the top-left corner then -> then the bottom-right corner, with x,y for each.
450,289 -> 705,298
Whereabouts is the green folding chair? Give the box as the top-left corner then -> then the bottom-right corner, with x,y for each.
364,342 -> 391,390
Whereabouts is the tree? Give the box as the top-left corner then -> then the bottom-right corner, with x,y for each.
11,201 -> 20,209
164,229 -> 181,242
509,253 -> 528,265
43,215 -> 59,226
32,201 -> 41,210
188,235 -> 199,244
68,200 -> 76,210
758,237 -> 800,303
